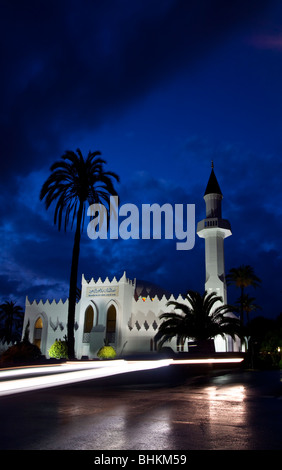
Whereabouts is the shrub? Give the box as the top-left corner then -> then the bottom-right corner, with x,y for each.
48,339 -> 68,359
97,345 -> 117,359
0,340 -> 41,365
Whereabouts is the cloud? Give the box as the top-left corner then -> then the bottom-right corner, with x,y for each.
0,0 -> 273,181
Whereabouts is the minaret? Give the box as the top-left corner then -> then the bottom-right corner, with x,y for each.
197,162 -> 232,304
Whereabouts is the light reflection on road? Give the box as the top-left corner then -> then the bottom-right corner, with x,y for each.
206,384 -> 246,402
205,384 -> 248,447
0,369 -> 281,450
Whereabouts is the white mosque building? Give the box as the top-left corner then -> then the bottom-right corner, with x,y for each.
22,166 -> 241,358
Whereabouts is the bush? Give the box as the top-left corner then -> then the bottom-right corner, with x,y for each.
48,340 -> 68,359
0,340 -> 41,365
97,345 -> 117,359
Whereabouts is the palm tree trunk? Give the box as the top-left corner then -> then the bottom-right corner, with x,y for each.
67,201 -> 83,359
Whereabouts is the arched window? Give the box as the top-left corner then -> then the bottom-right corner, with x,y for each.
106,305 -> 116,344
34,317 -> 43,349
83,306 -> 94,342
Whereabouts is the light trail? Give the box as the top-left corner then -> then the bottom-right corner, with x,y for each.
0,359 -> 126,379
0,357 -> 244,397
171,358 -> 244,364
0,359 -> 171,396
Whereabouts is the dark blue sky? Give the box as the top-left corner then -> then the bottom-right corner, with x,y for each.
1,0 -> 282,319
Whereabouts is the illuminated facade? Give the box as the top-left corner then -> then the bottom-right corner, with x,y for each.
22,166 -> 241,358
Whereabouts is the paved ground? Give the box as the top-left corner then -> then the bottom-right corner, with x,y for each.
0,367 -> 281,452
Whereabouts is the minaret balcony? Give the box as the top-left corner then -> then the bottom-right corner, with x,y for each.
197,218 -> 232,237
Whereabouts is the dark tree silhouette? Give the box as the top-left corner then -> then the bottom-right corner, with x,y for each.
40,149 -> 119,358
155,290 -> 241,350
226,265 -> 261,327
236,293 -> 261,326
0,301 -> 24,343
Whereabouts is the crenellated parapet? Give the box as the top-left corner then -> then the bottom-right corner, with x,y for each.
25,296 -> 68,307
81,271 -> 135,287
80,271 -> 136,302
134,293 -> 185,304
129,292 -> 187,332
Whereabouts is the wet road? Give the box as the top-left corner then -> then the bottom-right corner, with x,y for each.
0,368 -> 282,451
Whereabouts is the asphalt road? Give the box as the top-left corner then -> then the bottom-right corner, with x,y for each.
0,367 -> 281,452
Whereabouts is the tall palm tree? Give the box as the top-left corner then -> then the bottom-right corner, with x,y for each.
226,265 -> 261,327
0,301 -> 24,343
40,149 -> 119,358
236,294 -> 261,326
155,290 -> 241,350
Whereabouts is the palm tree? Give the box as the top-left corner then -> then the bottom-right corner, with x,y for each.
226,265 -> 261,327
40,148 -> 119,358
155,290 -> 241,351
236,294 -> 261,326
0,301 -> 24,343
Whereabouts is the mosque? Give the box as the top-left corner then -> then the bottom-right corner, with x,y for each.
22,165 -> 241,358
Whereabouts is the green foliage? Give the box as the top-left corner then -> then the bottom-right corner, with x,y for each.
48,340 -> 68,359
0,340 -> 41,365
97,345 -> 117,359
248,314 -> 282,369
259,330 -> 282,369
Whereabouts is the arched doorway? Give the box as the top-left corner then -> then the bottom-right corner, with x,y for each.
33,317 -> 43,350
106,305 -> 116,344
83,305 -> 94,343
